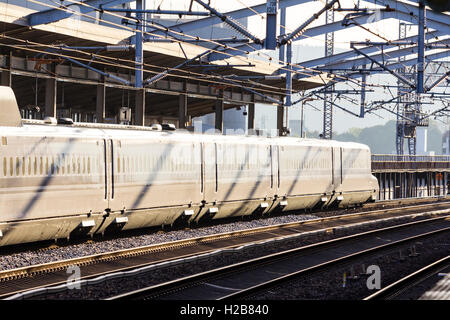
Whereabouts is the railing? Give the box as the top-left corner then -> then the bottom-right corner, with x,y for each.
371,154 -> 450,171
372,154 -> 450,162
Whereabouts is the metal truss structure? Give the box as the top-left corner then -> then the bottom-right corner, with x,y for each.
1,0 -> 449,153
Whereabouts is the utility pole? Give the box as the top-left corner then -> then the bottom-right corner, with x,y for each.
323,0 -> 334,139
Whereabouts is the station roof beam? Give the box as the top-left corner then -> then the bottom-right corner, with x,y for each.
27,0 -> 134,26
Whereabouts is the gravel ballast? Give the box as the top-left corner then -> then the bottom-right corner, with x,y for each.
20,211 -> 450,300
0,212 -> 320,271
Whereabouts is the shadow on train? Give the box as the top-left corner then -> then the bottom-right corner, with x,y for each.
3,137 -> 76,238
130,142 -> 176,210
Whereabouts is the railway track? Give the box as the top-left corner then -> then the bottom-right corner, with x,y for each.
108,215 -> 450,300
364,256 -> 450,300
1,198 -> 450,299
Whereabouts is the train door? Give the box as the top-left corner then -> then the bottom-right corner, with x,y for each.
270,144 -> 280,198
103,138 -> 114,208
202,141 -> 217,203
332,147 -> 342,192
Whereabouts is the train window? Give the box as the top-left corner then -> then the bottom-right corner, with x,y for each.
72,157 -> 76,174
15,157 -> 20,176
22,157 -> 25,176
55,156 -> 60,175
28,157 -> 31,176
61,156 -> 65,175
87,157 -> 91,174
77,157 -> 81,174
2,158 -> 6,177
83,157 -> 86,174
45,157 -> 49,175
39,157 -> 43,175
117,156 -> 120,173
9,157 -> 13,176
51,157 -> 55,175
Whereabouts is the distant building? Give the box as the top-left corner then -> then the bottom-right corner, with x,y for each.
416,127 -> 428,155
442,131 -> 450,155
193,107 -> 247,134
288,120 -> 302,137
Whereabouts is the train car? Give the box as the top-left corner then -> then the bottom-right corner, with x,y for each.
0,86 -> 378,246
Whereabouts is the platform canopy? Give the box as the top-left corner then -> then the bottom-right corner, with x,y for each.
0,1 -> 329,120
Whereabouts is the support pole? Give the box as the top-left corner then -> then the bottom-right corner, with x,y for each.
323,0 -> 334,139
135,89 -> 145,126
277,105 -> 284,136
179,94 -> 187,129
417,1 -> 426,94
265,0 -> 278,50
360,66 -> 366,118
215,94 -> 224,133
278,7 -> 286,70
247,96 -> 255,132
135,0 -> 144,89
286,42 -> 292,107
96,81 -> 106,123
45,64 -> 57,118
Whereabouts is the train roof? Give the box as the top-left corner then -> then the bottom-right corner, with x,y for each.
0,121 -> 370,151
0,85 -> 370,152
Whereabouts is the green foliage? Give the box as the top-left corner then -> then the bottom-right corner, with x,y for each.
304,121 -> 444,154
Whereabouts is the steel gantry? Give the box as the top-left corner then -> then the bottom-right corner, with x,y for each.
1,0 -> 448,144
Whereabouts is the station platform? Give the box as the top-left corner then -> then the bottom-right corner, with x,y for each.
371,155 -> 450,200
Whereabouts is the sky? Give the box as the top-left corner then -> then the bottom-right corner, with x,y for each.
143,0 -> 449,134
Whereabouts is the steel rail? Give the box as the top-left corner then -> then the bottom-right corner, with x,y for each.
363,255 -> 450,300
108,214 -> 450,300
0,197 -> 449,298
0,197 -> 445,281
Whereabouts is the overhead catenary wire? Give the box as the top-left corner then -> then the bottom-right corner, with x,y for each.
23,0 -> 333,85
23,0 -> 407,91
0,37 -> 295,98
3,0 -> 447,112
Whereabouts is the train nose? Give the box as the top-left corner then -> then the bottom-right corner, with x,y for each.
371,175 -> 379,199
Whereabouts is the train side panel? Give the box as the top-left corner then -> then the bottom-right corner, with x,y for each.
0,134 -> 106,222
339,146 -> 376,205
277,142 -> 334,210
109,136 -> 203,212
214,141 -> 273,202
0,132 -> 107,245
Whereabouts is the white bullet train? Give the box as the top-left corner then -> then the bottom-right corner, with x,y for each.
0,86 -> 378,246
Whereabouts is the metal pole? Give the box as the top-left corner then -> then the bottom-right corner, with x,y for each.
301,101 -> 304,137
286,42 -> 292,107
135,0 -> 144,88
323,0 -> 334,139
265,0 -> 278,50
278,6 -> 286,74
417,1 -> 426,94
360,65 -> 366,118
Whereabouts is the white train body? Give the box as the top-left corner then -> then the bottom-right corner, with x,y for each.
0,87 -> 378,246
